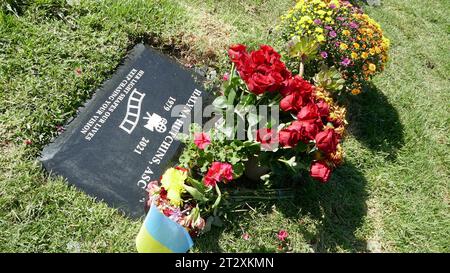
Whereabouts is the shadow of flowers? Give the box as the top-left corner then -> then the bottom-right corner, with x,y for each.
345,83 -> 404,160
193,161 -> 368,253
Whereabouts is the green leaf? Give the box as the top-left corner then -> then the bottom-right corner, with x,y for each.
227,88 -> 236,105
184,184 -> 208,203
232,162 -> 245,178
247,110 -> 259,127
212,96 -> 228,109
186,177 -> 206,193
212,184 -> 222,213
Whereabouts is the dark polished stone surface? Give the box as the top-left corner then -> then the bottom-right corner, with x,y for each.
40,44 -> 209,218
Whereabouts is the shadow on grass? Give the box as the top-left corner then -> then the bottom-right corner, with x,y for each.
346,83 -> 404,160
194,161 -> 368,252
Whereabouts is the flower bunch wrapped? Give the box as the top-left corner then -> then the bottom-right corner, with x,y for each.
279,0 -> 389,94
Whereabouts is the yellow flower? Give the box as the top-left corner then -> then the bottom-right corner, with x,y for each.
342,30 -> 350,36
351,88 -> 361,95
161,168 -> 187,206
353,43 -> 360,49
340,43 -> 348,50
368,63 -> 376,72
369,48 -> 376,55
317,34 -> 326,42
351,52 -> 358,59
361,52 -> 369,59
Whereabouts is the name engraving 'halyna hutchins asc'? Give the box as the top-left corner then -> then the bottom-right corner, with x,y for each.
136,88 -> 202,190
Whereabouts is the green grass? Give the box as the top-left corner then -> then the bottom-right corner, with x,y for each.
0,0 -> 449,252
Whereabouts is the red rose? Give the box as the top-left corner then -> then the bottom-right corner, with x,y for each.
297,102 -> 320,122
290,120 -> 319,143
228,44 -> 248,63
279,129 -> 300,148
280,92 -> 304,112
229,45 -> 291,95
310,161 -> 332,183
316,100 -> 330,117
315,128 -> 339,154
281,75 -> 314,97
256,128 -> 278,150
246,73 -> 272,95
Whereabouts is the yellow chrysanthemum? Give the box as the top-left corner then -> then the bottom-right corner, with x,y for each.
342,29 -> 350,36
361,52 -> 369,59
351,52 -> 358,60
368,63 -> 376,72
339,43 -> 348,50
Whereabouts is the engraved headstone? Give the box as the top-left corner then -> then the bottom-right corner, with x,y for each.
40,44 -> 209,218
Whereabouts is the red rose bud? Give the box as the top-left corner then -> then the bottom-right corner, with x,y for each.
316,100 -> 330,117
315,128 -> 339,154
310,161 -> 332,183
256,128 -> 278,150
279,129 -> 300,148
222,72 -> 230,81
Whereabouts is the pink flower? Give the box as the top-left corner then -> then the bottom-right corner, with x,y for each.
222,72 -> 230,81
75,67 -> 82,76
194,132 -> 211,150
146,180 -> 160,196
203,162 -> 233,187
341,58 -> 351,67
242,233 -> 250,240
24,139 -> 32,145
277,230 -> 288,241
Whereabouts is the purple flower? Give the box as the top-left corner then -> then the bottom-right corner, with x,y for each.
325,25 -> 332,30
320,51 -> 328,58
337,16 -> 345,21
341,58 -> 351,67
349,22 -> 359,29
335,41 -> 340,47
329,31 -> 337,38
313,19 -> 322,25
329,3 -> 336,9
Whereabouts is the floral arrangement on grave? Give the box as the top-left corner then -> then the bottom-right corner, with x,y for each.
142,44 -> 347,240
278,0 -> 390,94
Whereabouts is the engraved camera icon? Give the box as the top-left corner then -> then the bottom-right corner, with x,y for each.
143,112 -> 167,133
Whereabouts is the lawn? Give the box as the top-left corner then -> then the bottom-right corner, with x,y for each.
0,0 -> 448,252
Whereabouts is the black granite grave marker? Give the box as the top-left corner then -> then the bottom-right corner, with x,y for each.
40,44 -> 209,218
